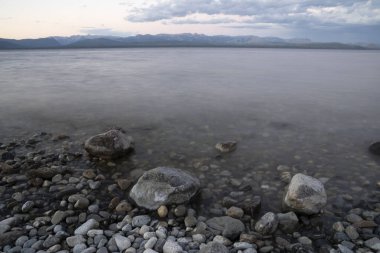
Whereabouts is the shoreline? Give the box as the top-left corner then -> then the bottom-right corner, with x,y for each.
1,131 -> 379,253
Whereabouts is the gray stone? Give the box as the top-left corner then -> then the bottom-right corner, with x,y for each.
73,244 -> 87,253
81,247 -> 96,253
16,236 -> 29,246
84,129 -> 134,159
200,241 -> 228,253
233,242 -> 253,250
74,219 -> 99,235
255,212 -> 278,235
283,173 -> 327,214
22,201 -> 35,212
206,216 -> 245,240
345,226 -> 359,240
163,240 -> 183,253
130,167 -> 200,210
144,249 -> 158,253
43,235 -> 60,248
184,216 -> 197,227
114,234 -> 131,251
212,235 -> 232,246
66,235 -> 86,247
144,237 -> 157,249
364,237 -> 380,250
277,212 -> 299,233
226,206 -> 244,219
338,244 -> 354,253
132,215 -> 151,227
51,211 -> 66,225
298,236 -> 312,246
192,234 -> 206,244
96,247 -> 108,253
74,198 -> 90,209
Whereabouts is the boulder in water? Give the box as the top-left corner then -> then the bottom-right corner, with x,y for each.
84,129 -> 134,159
129,167 -> 200,210
283,173 -> 327,215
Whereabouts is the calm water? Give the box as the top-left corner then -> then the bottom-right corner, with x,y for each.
1,48 -> 379,213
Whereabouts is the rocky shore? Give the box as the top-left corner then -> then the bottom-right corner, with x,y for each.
0,130 -> 379,253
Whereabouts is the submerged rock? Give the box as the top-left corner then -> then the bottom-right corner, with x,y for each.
84,129 -> 134,159
255,212 -> 279,235
215,141 -> 237,153
283,173 -> 327,215
369,142 -> 380,156
129,167 -> 200,210
206,216 -> 245,240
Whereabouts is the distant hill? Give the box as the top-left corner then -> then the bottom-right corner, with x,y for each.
0,34 -> 378,50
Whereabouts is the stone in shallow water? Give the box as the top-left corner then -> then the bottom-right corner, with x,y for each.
84,129 -> 134,159
129,167 -> 200,210
283,173 -> 327,215
369,142 -> 380,156
277,211 -> 299,233
206,216 -> 245,240
255,212 -> 279,235
215,141 -> 237,153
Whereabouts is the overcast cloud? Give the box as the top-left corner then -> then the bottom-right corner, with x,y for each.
125,0 -> 380,43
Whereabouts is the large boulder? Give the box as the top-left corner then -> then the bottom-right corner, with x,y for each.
283,173 -> 327,215
84,129 -> 134,159
206,216 -> 245,240
129,167 -> 200,210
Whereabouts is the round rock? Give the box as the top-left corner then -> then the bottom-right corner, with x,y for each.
130,167 -> 200,210
255,212 -> 279,235
84,129 -> 134,159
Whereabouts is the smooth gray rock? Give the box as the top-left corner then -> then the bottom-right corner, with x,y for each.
132,215 -> 151,227
364,237 -> 380,250
283,173 -> 327,214
200,241 -> 228,253
114,234 -> 131,251
206,216 -> 245,240
42,235 -> 60,248
163,240 -> 183,253
130,167 -> 200,210
51,211 -> 66,225
74,219 -> 99,235
255,212 -> 278,235
66,235 -> 86,247
84,129 -> 134,159
144,237 -> 158,249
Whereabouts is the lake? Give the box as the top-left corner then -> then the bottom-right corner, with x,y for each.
0,48 -> 379,215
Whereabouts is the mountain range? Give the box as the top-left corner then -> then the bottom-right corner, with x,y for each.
0,34 -> 379,50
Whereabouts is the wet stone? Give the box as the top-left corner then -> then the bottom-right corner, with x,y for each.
255,212 -> 278,235
226,206 -> 244,219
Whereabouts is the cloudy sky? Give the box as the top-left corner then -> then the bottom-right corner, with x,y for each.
1,0 -> 380,43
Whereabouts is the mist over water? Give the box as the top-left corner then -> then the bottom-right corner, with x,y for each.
1,48 -> 379,213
